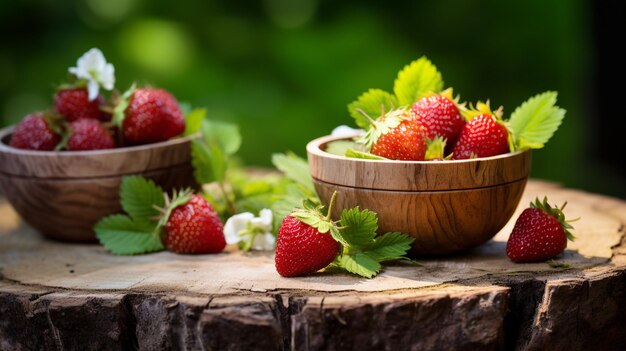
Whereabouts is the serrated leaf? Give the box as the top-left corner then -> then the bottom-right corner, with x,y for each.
345,149 -> 387,160
94,215 -> 163,255
120,176 -> 165,221
363,232 -> 414,262
339,207 -> 378,246
271,152 -> 315,193
393,57 -> 444,106
347,89 -> 398,129
507,91 -> 566,151
337,253 -> 381,278
329,226 -> 349,246
184,108 -> 206,136
202,119 -> 241,156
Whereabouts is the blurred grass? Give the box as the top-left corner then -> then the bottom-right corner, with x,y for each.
0,0 -> 622,197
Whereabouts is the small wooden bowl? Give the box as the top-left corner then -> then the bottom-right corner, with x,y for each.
0,126 -> 199,242
307,134 -> 531,255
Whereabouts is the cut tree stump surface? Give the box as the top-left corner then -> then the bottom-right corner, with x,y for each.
1,180 -> 625,350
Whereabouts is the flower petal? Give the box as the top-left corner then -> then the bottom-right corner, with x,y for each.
101,63 -> 115,90
87,80 -> 100,101
331,125 -> 364,137
224,212 -> 254,244
252,232 -> 276,251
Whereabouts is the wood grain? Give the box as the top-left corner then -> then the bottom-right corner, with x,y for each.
0,126 -> 199,242
314,178 -> 527,255
1,180 -> 625,350
307,134 -> 531,254
307,134 -> 531,191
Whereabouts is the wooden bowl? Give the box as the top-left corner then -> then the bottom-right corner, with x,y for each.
307,134 -> 531,255
0,126 -> 199,242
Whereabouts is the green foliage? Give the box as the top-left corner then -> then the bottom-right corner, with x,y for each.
337,253 -> 381,279
271,152 -> 315,193
325,140 -> 359,156
345,148 -> 386,160
348,89 -> 398,129
507,91 -> 566,151
339,207 -> 378,246
202,119 -> 242,156
183,108 -> 206,136
94,215 -> 163,255
120,176 -> 165,221
393,57 -> 444,106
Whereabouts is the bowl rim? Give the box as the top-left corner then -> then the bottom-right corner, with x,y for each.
307,133 -> 529,164
0,125 -> 200,156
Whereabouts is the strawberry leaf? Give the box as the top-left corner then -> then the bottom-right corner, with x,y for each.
184,108 -> 206,136
202,119 -> 241,156
120,176 -> 165,221
94,215 -> 163,255
507,91 -> 566,151
362,232 -> 414,262
339,207 -> 378,246
336,253 -> 381,278
393,57 -> 444,106
325,140 -> 359,156
345,149 -> 387,160
348,89 -> 398,129
191,140 -> 226,183
272,152 -> 315,194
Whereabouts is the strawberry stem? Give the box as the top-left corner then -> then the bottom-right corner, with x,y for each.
325,191 -> 338,221
218,181 -> 237,214
355,108 -> 377,126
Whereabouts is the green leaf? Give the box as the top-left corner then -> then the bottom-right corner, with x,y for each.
339,207 -> 378,246
347,89 -> 399,129
202,119 -> 241,156
363,232 -> 414,262
184,108 -> 206,136
507,91 -> 566,151
345,149 -> 387,160
271,152 -> 315,193
191,140 -> 226,184
94,215 -> 163,255
336,253 -> 381,278
393,57 -> 444,106
119,176 -> 165,221
325,140 -> 359,156
112,83 -> 136,127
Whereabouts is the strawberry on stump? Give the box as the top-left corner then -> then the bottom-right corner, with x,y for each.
506,197 -> 577,263
275,191 -> 415,278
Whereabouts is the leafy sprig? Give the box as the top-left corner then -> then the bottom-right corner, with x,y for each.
507,91 -> 565,151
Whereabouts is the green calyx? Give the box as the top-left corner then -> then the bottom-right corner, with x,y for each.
112,83 -> 137,128
290,191 -> 345,244
424,136 -> 452,160
461,100 -> 504,122
155,188 -> 195,231
236,221 -> 269,252
530,196 -> 577,241
355,107 -> 409,151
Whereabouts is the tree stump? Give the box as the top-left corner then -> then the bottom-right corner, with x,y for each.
1,180 -> 625,350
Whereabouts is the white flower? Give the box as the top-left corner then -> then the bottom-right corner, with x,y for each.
331,125 -> 364,137
224,209 -> 275,251
68,48 -> 115,101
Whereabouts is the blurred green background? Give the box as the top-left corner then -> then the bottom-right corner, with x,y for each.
1,0 -> 624,197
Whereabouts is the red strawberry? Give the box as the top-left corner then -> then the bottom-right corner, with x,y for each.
9,113 -> 61,151
55,88 -> 109,122
122,88 -> 185,145
163,194 -> 226,254
506,197 -> 576,263
275,195 -> 341,277
67,119 -> 115,151
356,108 -> 429,161
451,102 -> 509,159
410,88 -> 465,145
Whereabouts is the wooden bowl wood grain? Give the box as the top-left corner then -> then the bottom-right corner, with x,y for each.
307,134 -> 531,255
0,126 -> 199,242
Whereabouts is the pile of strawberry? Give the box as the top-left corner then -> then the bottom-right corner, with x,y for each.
346,57 -> 565,160
8,49 -> 185,151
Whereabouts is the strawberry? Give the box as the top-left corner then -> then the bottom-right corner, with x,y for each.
67,119 -> 115,151
55,88 -> 109,122
356,108 -> 429,161
451,102 -> 509,159
506,197 -> 576,263
163,194 -> 226,254
275,195 -> 341,277
121,88 -> 185,145
9,113 -> 61,151
410,88 -> 465,145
